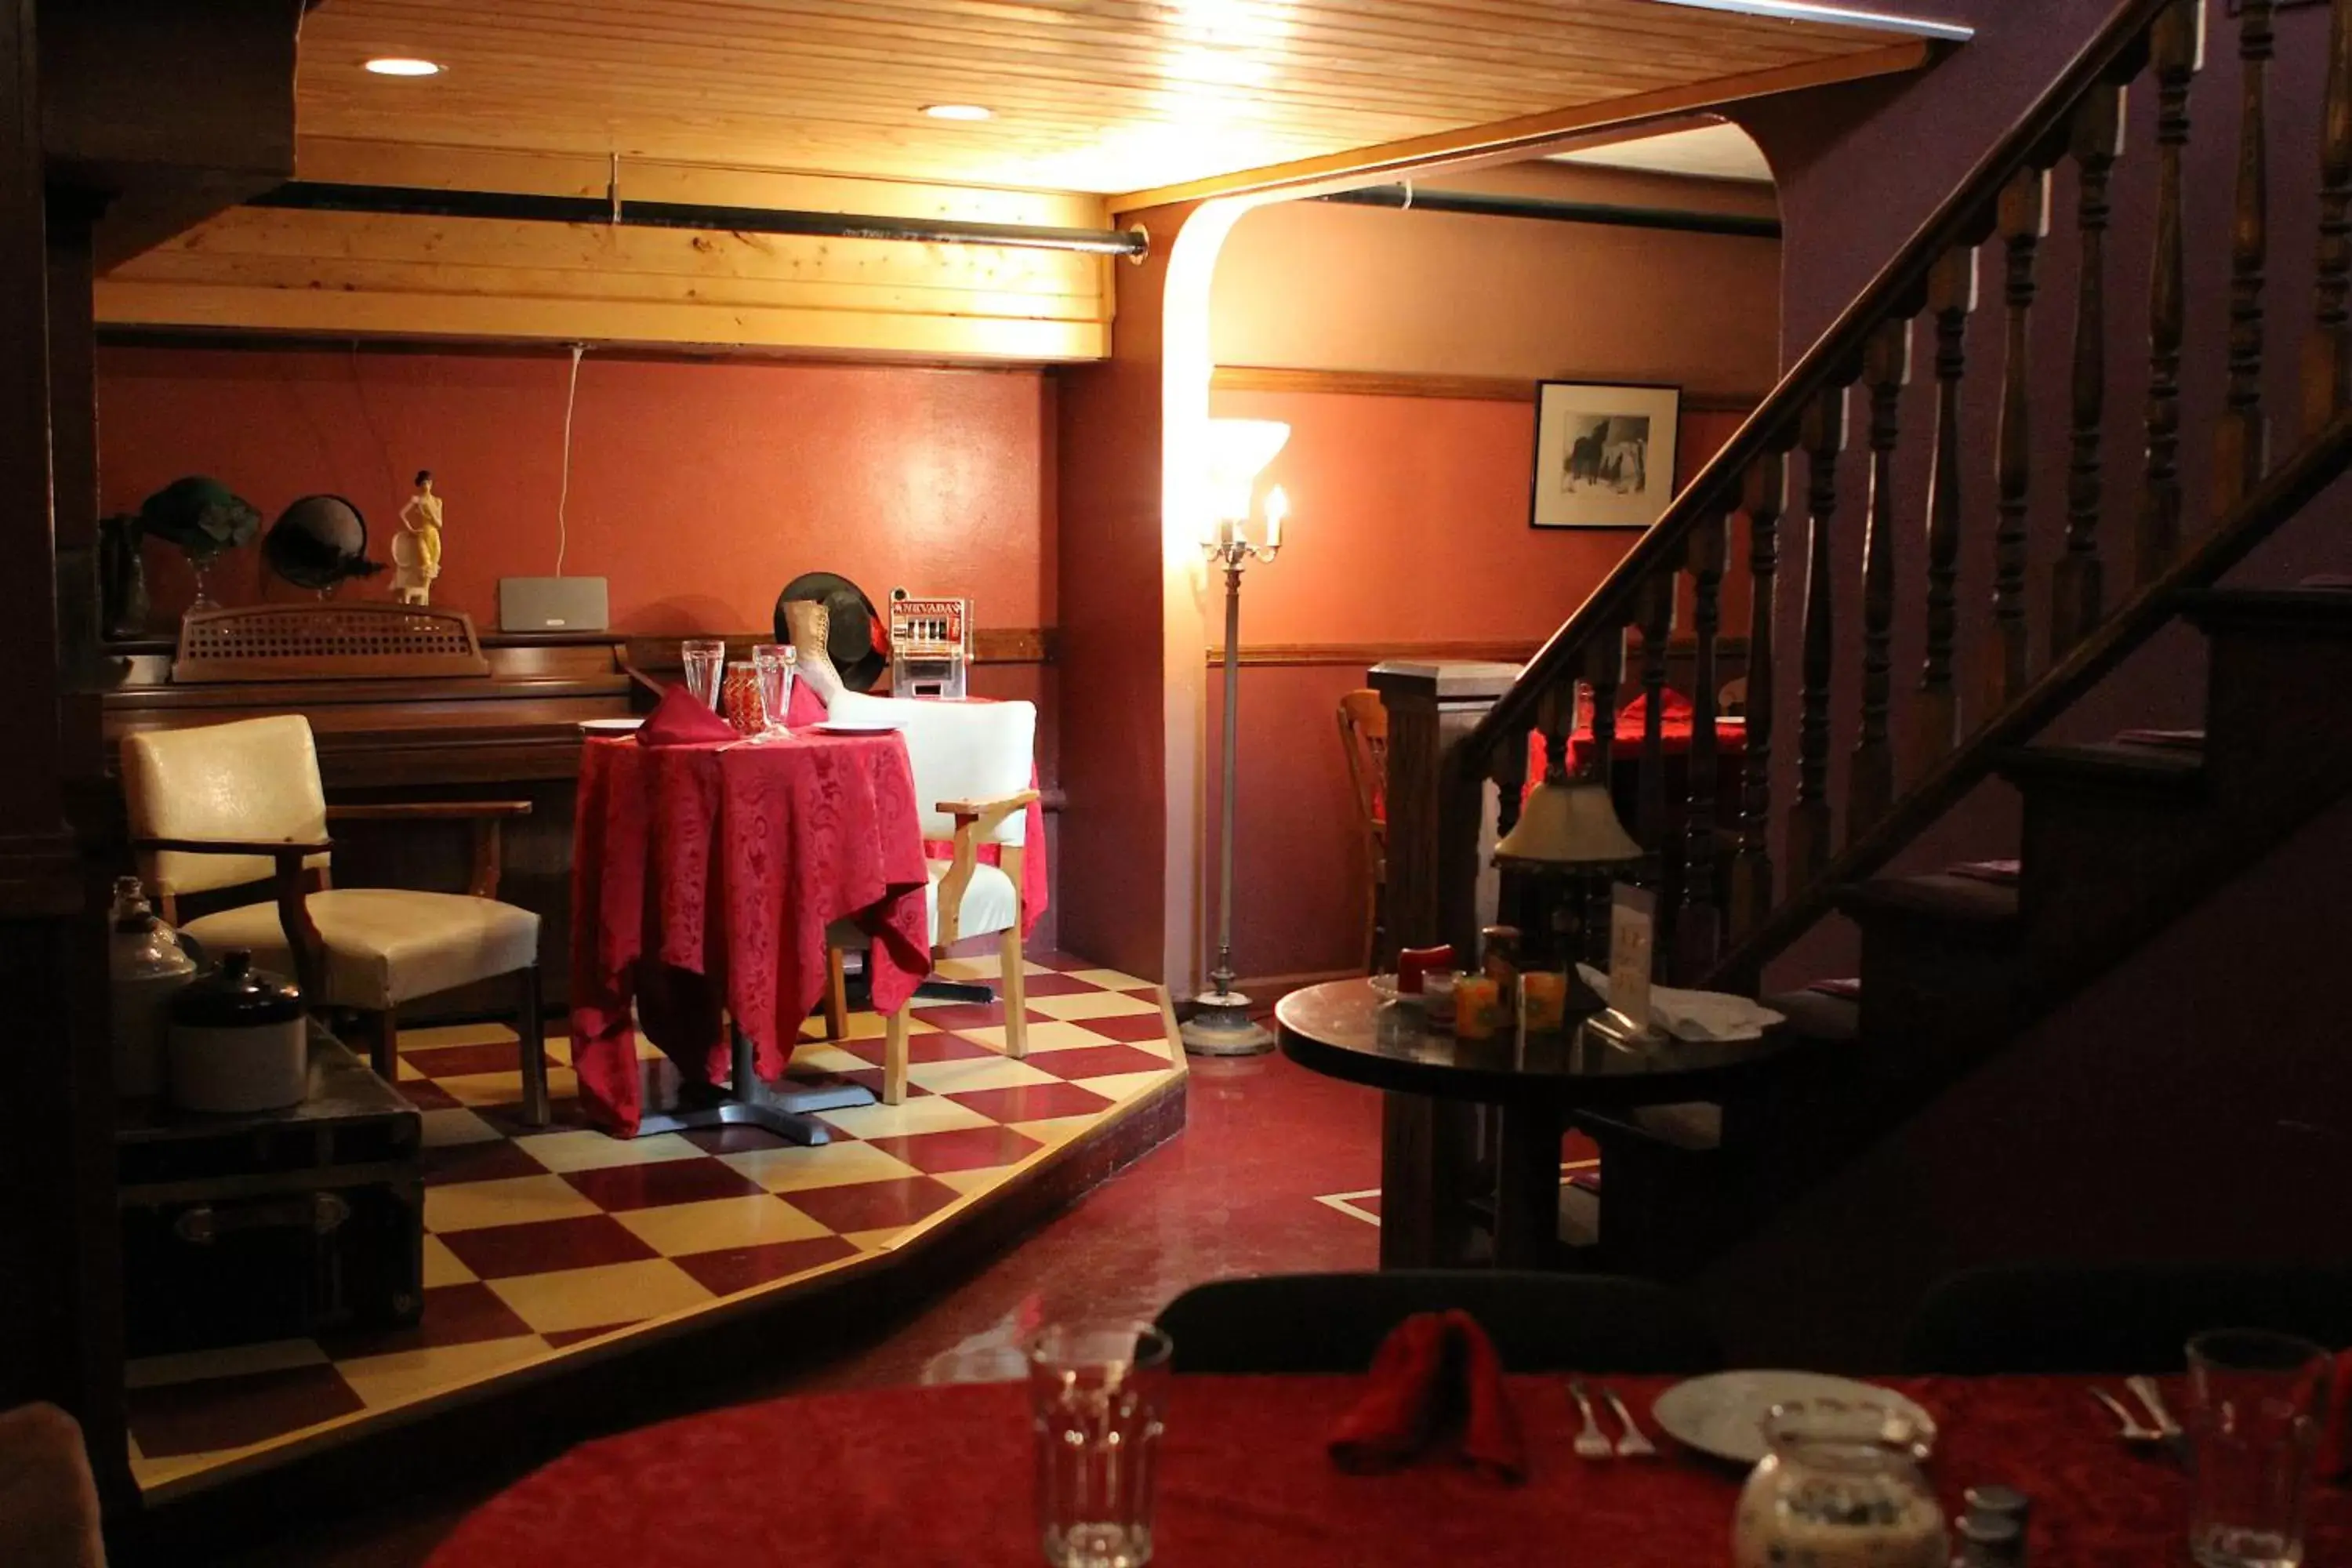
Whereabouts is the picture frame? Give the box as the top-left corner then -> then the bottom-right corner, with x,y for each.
1529,380 -> 1682,531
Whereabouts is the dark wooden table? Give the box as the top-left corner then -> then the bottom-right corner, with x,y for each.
1276,978 -> 1800,1270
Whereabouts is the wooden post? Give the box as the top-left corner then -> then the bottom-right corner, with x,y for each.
1788,386 -> 1848,887
2216,0 -> 2274,508
1583,627 -> 1628,960
1987,165 -> 2051,716
2307,0 -> 2352,435
1370,661 -> 1520,968
1730,452 -> 1785,942
1916,246 -> 1977,774
2143,0 -> 2205,582
2055,82 -> 2126,658
1851,316 -> 1911,840
1635,573 -> 1673,903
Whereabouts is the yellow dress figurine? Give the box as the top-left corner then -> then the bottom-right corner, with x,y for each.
392,469 -> 444,606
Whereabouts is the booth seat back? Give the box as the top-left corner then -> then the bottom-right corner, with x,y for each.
121,714 -> 332,897
827,692 -> 1034,845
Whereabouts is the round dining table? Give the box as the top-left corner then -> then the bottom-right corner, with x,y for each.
422,1370 -> 2350,1566
1277,978 -> 1812,1270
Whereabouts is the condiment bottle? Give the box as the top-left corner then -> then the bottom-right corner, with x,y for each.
1952,1512 -> 2023,1567
108,874 -> 194,1098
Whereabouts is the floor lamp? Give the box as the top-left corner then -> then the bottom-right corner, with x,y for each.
1181,418 -> 1291,1057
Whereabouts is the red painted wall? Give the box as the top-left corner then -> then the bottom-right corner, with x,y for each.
95,343 -> 1056,637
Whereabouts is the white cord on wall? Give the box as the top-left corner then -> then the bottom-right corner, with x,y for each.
555,343 -> 585,577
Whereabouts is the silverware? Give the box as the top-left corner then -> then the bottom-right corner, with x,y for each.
2091,1386 -> 2164,1445
2126,1375 -> 2185,1441
1569,1377 -> 1613,1461
1601,1386 -> 1657,1458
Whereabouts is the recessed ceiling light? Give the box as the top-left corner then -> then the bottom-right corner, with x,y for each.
365,56 -> 443,77
921,103 -> 993,122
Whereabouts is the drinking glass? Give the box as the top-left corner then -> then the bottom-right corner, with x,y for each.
680,638 -> 726,708
720,662 -> 764,735
2186,1328 -> 2332,1568
751,642 -> 797,732
1029,1320 -> 1171,1568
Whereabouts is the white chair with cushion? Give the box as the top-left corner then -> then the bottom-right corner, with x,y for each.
119,714 -> 550,1124
820,691 -> 1038,1105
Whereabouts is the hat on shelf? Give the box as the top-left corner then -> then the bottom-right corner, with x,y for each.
773,572 -> 886,694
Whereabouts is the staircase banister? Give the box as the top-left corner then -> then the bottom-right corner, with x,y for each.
1466,0 -> 2182,768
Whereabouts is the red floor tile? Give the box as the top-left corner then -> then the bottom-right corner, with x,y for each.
679,1125 -> 793,1155
1029,1043 -> 1177,1082
561,1156 -> 768,1212
1025,950 -> 1094,971
944,1081 -> 1115,1124
909,1002 -> 1051,1033
315,1283 -> 535,1359
866,1125 -> 1044,1176
830,1031 -> 998,1067
1008,971 -> 1104,998
396,1079 -> 464,1112
128,1365 -> 366,1459
781,1175 -> 963,1233
672,1235 -> 861,1297
471,1098 -> 593,1140
1066,1011 -> 1178,1044
402,1041 -> 535,1080
422,1138 -> 547,1189
435,1214 -> 659,1281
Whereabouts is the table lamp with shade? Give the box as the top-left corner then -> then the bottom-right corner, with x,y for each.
1493,695 -> 1643,1016
1181,417 -> 1291,1056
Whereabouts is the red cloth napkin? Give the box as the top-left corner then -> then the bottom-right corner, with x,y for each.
637,684 -> 738,746
1328,1311 -> 1526,1483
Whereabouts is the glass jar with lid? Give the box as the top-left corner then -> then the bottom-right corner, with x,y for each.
1732,1400 -> 1948,1568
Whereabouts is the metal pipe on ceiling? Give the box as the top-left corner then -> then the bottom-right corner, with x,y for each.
244,180 -> 1153,259
1312,184 -> 1780,241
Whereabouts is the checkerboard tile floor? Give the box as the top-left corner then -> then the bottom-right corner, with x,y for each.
125,953 -> 1184,1493
1312,1150 -> 1602,1229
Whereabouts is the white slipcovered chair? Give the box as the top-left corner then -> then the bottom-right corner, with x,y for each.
821,691 -> 1038,1104
119,714 -> 550,1124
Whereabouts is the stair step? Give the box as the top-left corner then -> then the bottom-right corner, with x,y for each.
1764,987 -> 1861,1044
1996,739 -> 2208,797
1838,872 -> 2024,948
2178,585 -> 2352,635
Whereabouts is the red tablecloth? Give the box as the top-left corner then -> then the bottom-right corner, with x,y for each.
426,1372 -> 2350,1566
568,733 -> 934,1135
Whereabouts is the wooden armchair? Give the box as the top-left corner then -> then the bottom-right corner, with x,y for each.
818,692 -> 1039,1105
120,714 -> 550,1124
1338,689 -> 1389,972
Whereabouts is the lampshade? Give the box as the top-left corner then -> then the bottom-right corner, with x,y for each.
1494,778 -> 1642,869
1206,418 -> 1290,524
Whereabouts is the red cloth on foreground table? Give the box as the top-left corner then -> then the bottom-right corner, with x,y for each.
1329,1311 -> 1525,1482
426,1374 -> 2352,1567
568,733 -> 931,1135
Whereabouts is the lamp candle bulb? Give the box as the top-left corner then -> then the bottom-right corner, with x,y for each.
1263,485 -> 1288,550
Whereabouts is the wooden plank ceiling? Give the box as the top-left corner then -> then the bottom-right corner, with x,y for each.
295,0 -> 1916,196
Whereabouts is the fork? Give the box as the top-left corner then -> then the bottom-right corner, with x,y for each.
1601,1386 -> 1657,1458
2125,1375 -> 2186,1442
2091,1386 -> 2164,1445
1569,1377 -> 1613,1461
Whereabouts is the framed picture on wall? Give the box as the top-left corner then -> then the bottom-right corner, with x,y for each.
1529,380 -> 1682,530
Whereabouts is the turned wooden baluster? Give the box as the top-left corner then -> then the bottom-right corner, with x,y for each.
2217,0 -> 2274,507
2142,0 -> 2205,583
1679,512 -> 1727,979
1788,386 -> 1848,886
1987,166 -> 2050,715
1635,572 -> 1674,898
1729,452 -> 1785,942
2307,0 -> 2352,434
2054,82 -> 2127,658
1915,246 -> 1978,774
1851,316 -> 1911,840
1583,626 -> 1628,964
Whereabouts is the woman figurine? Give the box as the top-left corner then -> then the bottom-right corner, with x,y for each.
392,469 -> 444,605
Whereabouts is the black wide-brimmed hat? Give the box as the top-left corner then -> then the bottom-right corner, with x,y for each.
774,572 -> 887,692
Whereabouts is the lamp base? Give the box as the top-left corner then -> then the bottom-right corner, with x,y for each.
1180,990 -> 1274,1056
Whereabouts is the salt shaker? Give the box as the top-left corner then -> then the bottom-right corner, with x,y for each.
1951,1512 -> 2023,1567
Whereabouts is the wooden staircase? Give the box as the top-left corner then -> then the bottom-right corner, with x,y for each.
1381,0 -> 2352,1294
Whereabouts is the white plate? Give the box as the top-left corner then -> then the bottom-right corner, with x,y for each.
813,720 -> 898,735
578,717 -> 644,734
1650,1371 -> 1938,1467
1366,974 -> 1426,1006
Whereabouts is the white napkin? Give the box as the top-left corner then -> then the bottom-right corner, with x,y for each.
1575,964 -> 1784,1043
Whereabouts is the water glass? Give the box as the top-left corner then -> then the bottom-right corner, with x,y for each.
2186,1328 -> 2332,1568
751,641 -> 797,731
680,638 -> 726,708
1029,1320 -> 1171,1568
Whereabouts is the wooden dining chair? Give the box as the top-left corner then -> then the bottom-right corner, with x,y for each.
120,714 -> 550,1124
818,691 -> 1039,1105
1337,689 -> 1388,973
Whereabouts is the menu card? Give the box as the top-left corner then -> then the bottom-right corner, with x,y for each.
1607,883 -> 1656,1036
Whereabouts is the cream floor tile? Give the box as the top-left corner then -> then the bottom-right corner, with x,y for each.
420,1233 -> 477,1288
613,1195 -> 831,1257
434,1064 -> 579,1107
1122,1035 -> 1177,1060
1067,1070 -> 1181,1104
935,1165 -> 1024,1196
395,1058 -> 426,1082
785,1043 -> 873,1076
1059,967 -> 1153,993
516,1129 -> 705,1174
399,1022 -> 519,1049
541,1035 -> 572,1065
815,1095 -> 993,1140
822,1010 -> 940,1041
954,1019 -> 1113,1055
838,1225 -> 909,1251
720,1138 -> 923,1193
636,1036 -> 670,1062
125,1338 -> 324,1389
420,1107 -> 503,1147
904,1054 -> 1060,1094
424,1173 -> 604,1233
336,1334 -> 549,1409
1028,991 -> 1162,1023
489,1259 -> 715,1336
1006,1115 -> 1102,1149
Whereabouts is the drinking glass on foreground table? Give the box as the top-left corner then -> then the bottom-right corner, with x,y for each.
1029,1321 -> 1171,1568
2187,1329 -> 2332,1568
751,642 -> 797,733
681,638 -> 726,708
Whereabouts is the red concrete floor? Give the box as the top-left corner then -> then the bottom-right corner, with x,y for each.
210,1047 -> 1392,1566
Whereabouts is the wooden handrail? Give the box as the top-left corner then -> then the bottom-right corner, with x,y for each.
1467,0 -> 2173,764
